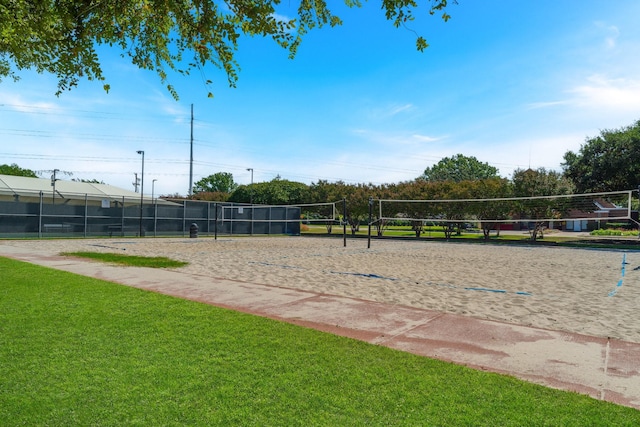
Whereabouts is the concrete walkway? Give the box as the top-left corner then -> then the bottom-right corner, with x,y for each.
2,244 -> 640,410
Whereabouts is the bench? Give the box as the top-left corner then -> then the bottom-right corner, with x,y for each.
107,224 -> 142,237
43,223 -> 73,233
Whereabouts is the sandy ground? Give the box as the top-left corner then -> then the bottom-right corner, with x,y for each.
4,236 -> 640,343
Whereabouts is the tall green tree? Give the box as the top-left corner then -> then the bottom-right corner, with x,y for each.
562,119 -> 640,193
192,172 -> 238,194
0,1 -> 454,99
0,163 -> 38,177
419,154 -> 500,182
512,168 -> 574,241
229,176 -> 308,205
467,178 -> 513,239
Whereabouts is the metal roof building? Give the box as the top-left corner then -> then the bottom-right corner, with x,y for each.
0,174 -> 165,206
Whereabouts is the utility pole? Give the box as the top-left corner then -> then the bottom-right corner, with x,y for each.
40,168 -> 71,204
189,103 -> 194,196
51,169 -> 59,204
133,173 -> 140,192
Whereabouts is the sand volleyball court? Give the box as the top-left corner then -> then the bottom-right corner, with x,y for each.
6,236 -> 640,343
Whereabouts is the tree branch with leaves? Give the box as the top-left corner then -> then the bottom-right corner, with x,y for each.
1,0 -> 455,99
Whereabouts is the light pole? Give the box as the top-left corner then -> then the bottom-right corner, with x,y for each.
137,150 -> 145,237
152,179 -> 157,203
246,168 -> 254,204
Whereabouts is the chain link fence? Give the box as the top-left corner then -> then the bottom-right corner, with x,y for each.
0,192 -> 300,238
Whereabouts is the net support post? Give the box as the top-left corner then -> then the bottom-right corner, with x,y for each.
367,197 -> 373,249
637,187 -> 640,239
343,198 -> 347,247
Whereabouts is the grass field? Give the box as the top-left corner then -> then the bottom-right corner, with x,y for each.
61,251 -> 189,268
303,224 -> 547,240
302,224 -> 640,248
1,256 -> 639,425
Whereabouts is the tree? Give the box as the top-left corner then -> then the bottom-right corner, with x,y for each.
467,178 -> 513,239
419,154 -> 500,182
0,163 -> 37,177
0,1 -> 454,99
72,178 -> 105,184
192,172 -> 238,194
229,177 -> 308,205
562,119 -> 640,193
512,168 -> 574,241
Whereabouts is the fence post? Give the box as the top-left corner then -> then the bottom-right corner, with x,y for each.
38,191 -> 43,238
214,203 -> 218,240
120,196 -> 125,237
183,200 -> 187,237
368,197 -> 373,249
343,198 -> 347,247
84,194 -> 88,238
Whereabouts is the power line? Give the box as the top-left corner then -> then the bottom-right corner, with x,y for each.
0,103 -> 191,123
0,128 -> 189,144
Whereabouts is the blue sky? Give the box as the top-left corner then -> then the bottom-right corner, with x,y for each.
2,1 -> 640,196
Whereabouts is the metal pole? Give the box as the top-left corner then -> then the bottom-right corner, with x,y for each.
183,200 -> 187,237
189,103 -> 194,196
84,193 -> 88,238
137,150 -> 145,237
247,168 -> 254,236
207,202 -> 211,235
153,200 -> 158,237
343,198 -> 347,247
214,203 -> 218,240
152,179 -> 157,237
120,196 -> 125,237
246,168 -> 254,203
38,191 -> 43,238
367,197 -> 373,249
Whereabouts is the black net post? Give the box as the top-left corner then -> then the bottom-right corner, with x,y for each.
342,198 -> 347,247
367,197 -> 373,249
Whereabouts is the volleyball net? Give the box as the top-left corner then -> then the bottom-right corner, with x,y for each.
212,201 -> 339,236
375,190 -> 635,228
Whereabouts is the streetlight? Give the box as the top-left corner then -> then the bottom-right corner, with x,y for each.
137,150 -> 145,237
246,168 -> 253,204
152,179 -> 157,203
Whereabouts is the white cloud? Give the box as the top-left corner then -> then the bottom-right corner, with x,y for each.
531,75 -> 640,117
388,103 -> 414,116
0,92 -> 59,115
411,134 -> 444,143
568,74 -> 640,111
351,128 -> 445,147
594,21 -> 620,49
525,100 -> 569,110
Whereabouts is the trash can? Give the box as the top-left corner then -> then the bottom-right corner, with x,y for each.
189,222 -> 198,238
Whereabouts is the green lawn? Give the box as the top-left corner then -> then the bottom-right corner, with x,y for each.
304,224 -> 533,238
62,251 -> 189,268
1,257 -> 639,426
302,224 -> 640,249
